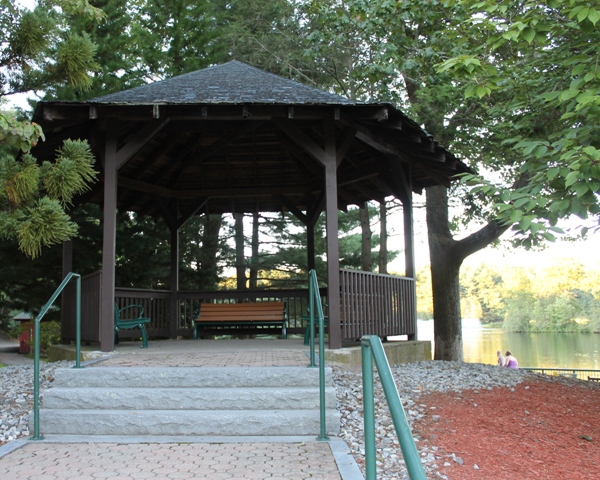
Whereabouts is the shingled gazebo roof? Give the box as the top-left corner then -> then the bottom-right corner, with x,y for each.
32,61 -> 471,218
90,61 -> 354,105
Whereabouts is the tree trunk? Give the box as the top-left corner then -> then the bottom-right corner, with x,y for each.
378,201 -> 388,274
360,202 -> 372,272
234,212 -> 246,290
249,212 -> 259,289
201,213 -> 223,290
426,186 -> 512,360
426,186 -> 464,360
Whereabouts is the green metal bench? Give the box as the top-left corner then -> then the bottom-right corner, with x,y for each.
114,303 -> 151,348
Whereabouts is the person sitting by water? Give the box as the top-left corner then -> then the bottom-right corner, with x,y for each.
497,350 -> 505,367
504,351 -> 518,369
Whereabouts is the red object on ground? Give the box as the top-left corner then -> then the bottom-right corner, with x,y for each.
413,377 -> 600,479
18,321 -> 33,354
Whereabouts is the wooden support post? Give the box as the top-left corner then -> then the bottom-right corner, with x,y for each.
403,190 -> 418,340
323,120 -> 342,349
170,225 -> 179,339
100,122 -> 119,352
307,223 -> 315,271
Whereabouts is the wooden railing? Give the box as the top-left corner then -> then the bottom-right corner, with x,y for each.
339,269 -> 416,341
63,269 -> 415,343
115,287 -> 172,338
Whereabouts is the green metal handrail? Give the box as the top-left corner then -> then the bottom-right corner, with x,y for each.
307,269 -> 329,441
361,335 -> 426,480
31,272 -> 83,440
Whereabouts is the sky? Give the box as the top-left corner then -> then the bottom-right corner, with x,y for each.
385,193 -> 600,273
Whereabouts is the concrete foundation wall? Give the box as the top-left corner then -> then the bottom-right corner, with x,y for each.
324,340 -> 432,368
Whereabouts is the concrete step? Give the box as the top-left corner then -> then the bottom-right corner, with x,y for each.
36,365 -> 341,437
51,366 -> 332,388
42,386 -> 337,410
37,409 -> 341,436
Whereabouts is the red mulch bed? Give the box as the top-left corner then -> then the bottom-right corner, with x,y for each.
413,377 -> 600,479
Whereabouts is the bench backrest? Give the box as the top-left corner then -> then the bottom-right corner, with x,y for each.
197,302 -> 286,323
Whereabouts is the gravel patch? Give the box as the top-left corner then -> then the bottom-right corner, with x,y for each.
333,360 -> 533,480
0,361 -> 72,445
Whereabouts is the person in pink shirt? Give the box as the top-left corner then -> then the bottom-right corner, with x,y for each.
504,351 -> 518,369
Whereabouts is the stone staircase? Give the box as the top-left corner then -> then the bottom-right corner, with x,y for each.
35,366 -> 340,437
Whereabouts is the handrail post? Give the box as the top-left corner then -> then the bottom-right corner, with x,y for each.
74,275 -> 82,368
31,272 -> 82,440
32,309 -> 43,440
361,335 -> 426,480
308,273 -> 316,368
307,270 -> 329,441
361,337 -> 377,480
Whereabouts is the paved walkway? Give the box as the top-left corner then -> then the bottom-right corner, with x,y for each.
0,339 -> 364,479
0,439 -> 355,479
0,331 -> 33,366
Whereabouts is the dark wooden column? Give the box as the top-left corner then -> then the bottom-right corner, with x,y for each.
323,120 -> 341,349
100,122 -> 119,352
402,171 -> 417,340
307,223 -> 315,271
170,225 -> 179,339
403,194 -> 415,279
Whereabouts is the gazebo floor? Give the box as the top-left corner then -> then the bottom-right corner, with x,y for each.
47,337 -> 432,368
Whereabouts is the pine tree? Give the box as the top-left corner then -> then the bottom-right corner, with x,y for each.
1,1 -> 104,258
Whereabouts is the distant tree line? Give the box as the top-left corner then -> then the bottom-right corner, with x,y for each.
417,259 -> 600,333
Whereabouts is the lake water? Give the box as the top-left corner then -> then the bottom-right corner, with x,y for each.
417,319 -> 600,370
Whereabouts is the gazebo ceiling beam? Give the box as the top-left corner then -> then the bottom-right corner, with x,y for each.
274,194 -> 307,224
351,123 -> 451,188
118,176 -> 311,199
131,133 -> 187,180
272,118 -> 327,165
152,120 -> 267,190
273,130 -> 323,183
335,127 -> 357,167
116,119 -> 170,169
177,197 -> 209,229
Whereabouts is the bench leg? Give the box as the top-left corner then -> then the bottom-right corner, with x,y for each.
114,328 -> 120,346
282,322 -> 287,340
193,324 -> 200,340
140,324 -> 149,349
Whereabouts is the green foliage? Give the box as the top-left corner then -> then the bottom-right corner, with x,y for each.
1,1 -> 105,96
438,0 -> 600,244
38,320 -> 61,351
0,134 -> 97,257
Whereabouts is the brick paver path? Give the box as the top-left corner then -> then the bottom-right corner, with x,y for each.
92,351 -> 309,367
0,442 -> 342,479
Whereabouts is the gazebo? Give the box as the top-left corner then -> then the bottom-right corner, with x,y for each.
31,61 -> 469,352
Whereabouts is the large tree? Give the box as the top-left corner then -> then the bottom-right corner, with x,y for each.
301,0 -> 600,360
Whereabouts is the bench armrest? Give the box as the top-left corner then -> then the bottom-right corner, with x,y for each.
118,304 -> 145,318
